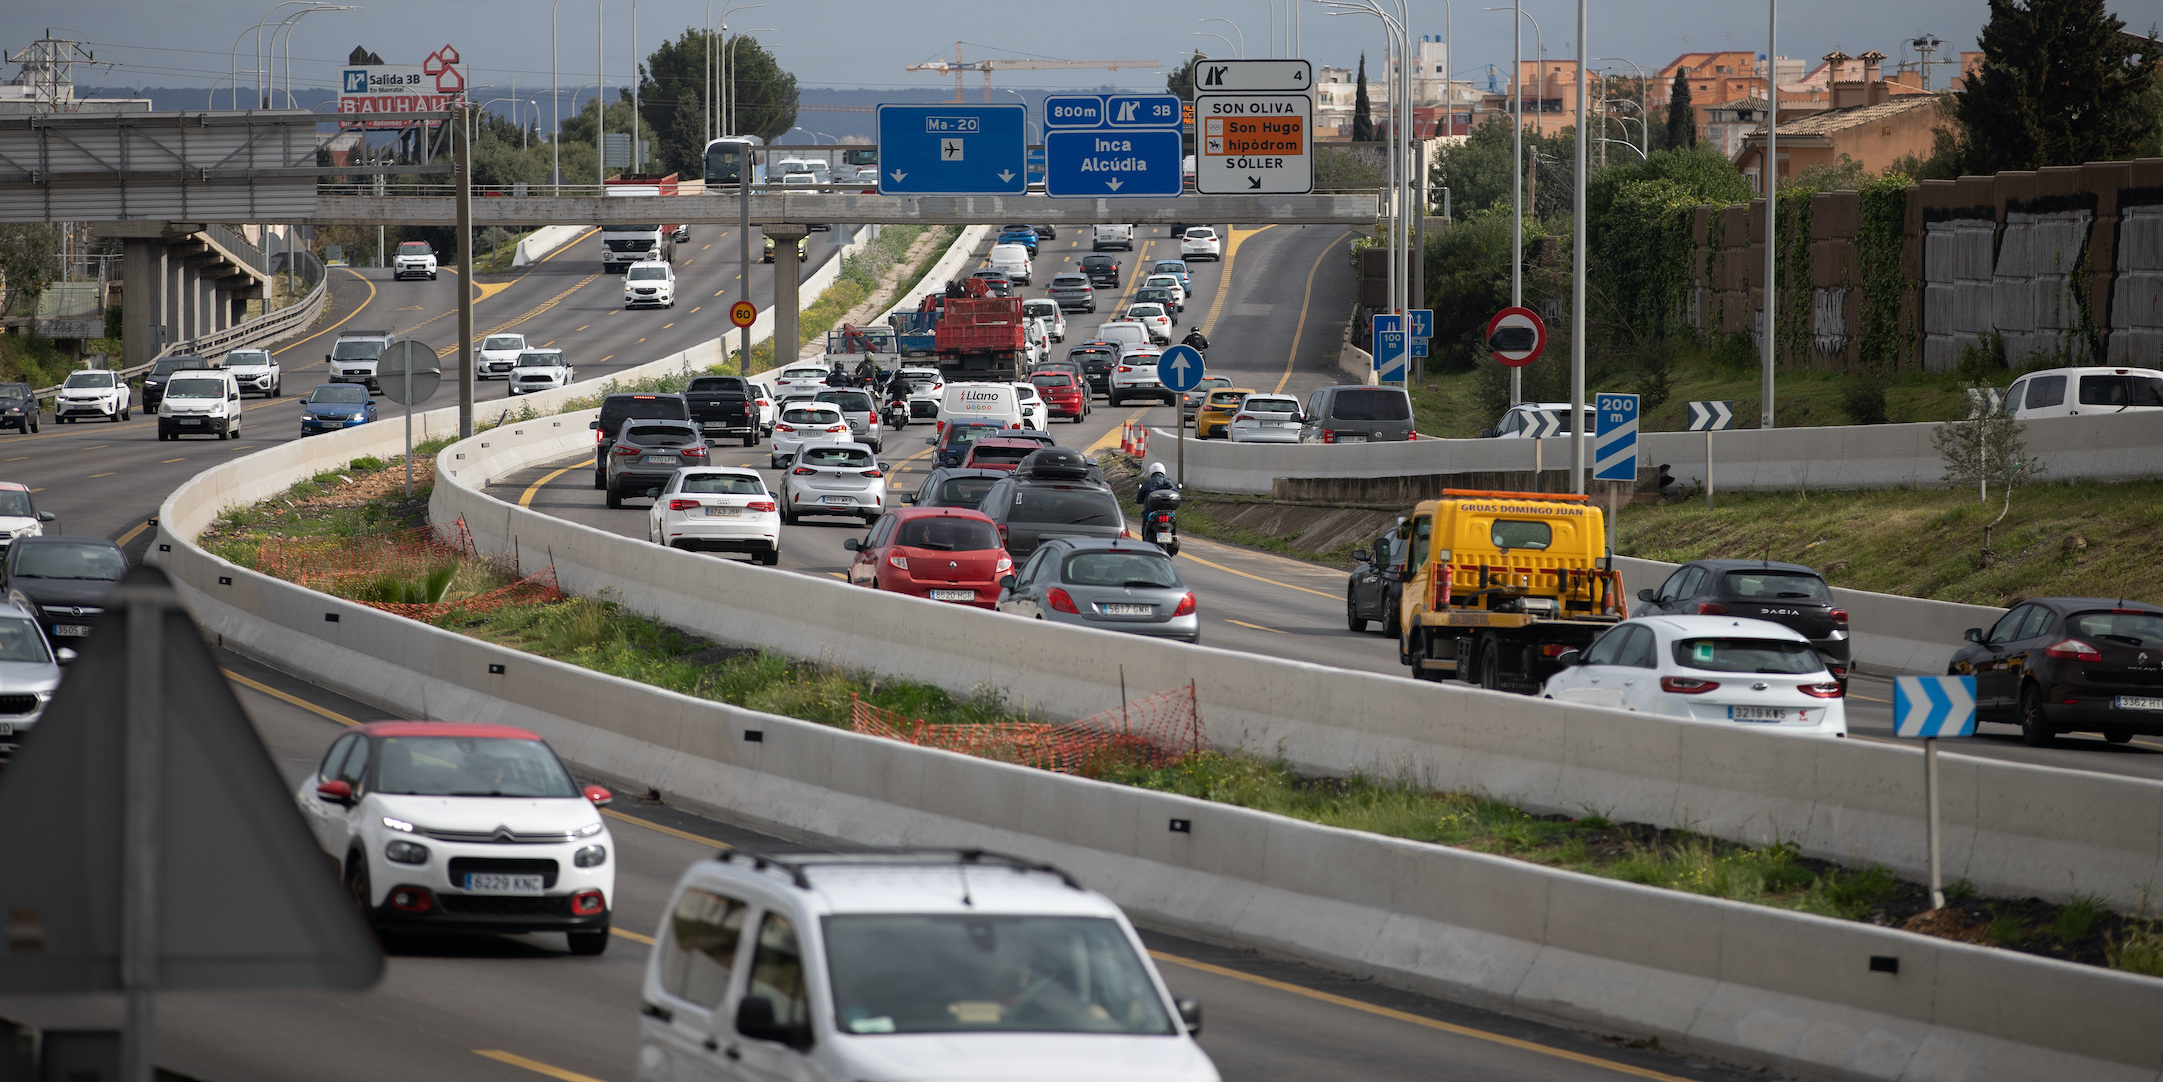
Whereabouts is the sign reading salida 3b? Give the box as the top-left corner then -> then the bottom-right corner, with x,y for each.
338,45 -> 466,129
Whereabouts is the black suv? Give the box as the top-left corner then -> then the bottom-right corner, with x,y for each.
1346,517 -> 1410,636
1067,342 -> 1120,396
141,355 -> 213,412
1953,598 -> 2163,747
1634,560 -> 1851,679
0,383 -> 37,433
1080,255 -> 1121,288
590,393 -> 691,489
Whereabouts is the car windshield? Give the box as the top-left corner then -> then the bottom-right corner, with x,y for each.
13,543 -> 126,581
784,408 -> 839,425
483,337 -> 524,351
1145,276 -> 1178,289
681,473 -> 766,495
1672,637 -> 1823,674
1052,277 -> 1088,288
2069,611 -> 2163,647
931,475 -> 999,507
628,266 -> 669,280
1153,262 -> 1184,274
1008,487 -> 1121,526
331,340 -> 384,360
783,367 -> 828,379
308,385 -> 367,404
224,352 -> 271,367
802,446 -> 873,468
818,391 -> 874,412
944,424 -> 1001,446
165,379 -> 226,400
602,397 -> 689,424
373,735 -> 578,797
1245,397 -> 1298,413
1721,571 -> 1831,602
1136,289 -> 1172,304
2078,374 -> 2163,407
823,914 -> 1173,1036
1064,550 -> 1179,588
63,372 -> 114,388
0,616 -> 51,664
0,384 -> 28,399
970,444 -> 1034,465
625,424 -> 697,446
515,352 -> 565,368
0,491 -> 32,517
398,243 -> 431,255
1129,305 -> 1165,318
895,516 -> 1000,550
1208,392 -> 1246,407
1333,389 -> 1412,422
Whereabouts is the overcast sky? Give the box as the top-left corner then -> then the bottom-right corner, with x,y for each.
7,0 -> 2024,102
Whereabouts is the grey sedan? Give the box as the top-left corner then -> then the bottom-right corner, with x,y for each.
996,538 -> 1199,643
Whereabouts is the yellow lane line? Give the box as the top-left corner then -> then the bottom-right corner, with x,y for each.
89,471 -> 114,478
1277,232 -> 1350,395
1177,549 -> 1339,599
602,807 -> 731,849
1199,225 -> 1268,338
611,926 -> 656,945
1148,951 -> 1702,1082
275,266 -> 378,357
520,458 -> 595,508
222,669 -> 360,727
160,457 -> 185,463
1226,618 -> 1286,634
1085,410 -> 1150,454
114,520 -> 152,548
472,1050 -> 608,1082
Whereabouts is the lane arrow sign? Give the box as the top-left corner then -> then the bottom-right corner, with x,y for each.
889,170 -> 907,183
1106,178 -> 1124,191
997,170 -> 1015,182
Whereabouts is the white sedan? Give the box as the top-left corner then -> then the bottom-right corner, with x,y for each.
770,402 -> 851,468
1124,303 -> 1175,345
1542,615 -> 1848,738
647,466 -> 780,564
771,364 -> 833,397
902,367 -> 944,419
1228,394 -> 1304,443
779,440 -> 886,524
508,350 -> 575,395
1180,225 -> 1223,260
1141,274 -> 1187,312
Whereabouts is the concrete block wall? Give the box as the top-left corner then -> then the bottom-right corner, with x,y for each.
149,417 -> 2163,1081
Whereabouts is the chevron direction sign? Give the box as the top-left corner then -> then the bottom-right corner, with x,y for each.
1893,675 -> 1978,738
1686,400 -> 1735,431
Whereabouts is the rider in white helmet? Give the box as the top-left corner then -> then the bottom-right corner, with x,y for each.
1136,460 -> 1177,505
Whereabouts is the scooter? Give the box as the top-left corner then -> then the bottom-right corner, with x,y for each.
882,394 -> 910,431
1143,486 -> 1182,556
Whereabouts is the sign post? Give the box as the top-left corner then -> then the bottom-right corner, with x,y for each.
1686,399 -> 1736,509
1893,675 -> 1980,909
1157,344 -> 1206,487
730,300 -> 758,380
1593,393 -> 1640,553
378,340 -> 443,497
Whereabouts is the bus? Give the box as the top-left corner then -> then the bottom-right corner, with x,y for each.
702,136 -> 763,188
840,146 -> 877,169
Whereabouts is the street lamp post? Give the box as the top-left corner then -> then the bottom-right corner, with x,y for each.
277,5 -> 351,108
1199,18 -> 1246,57
1484,3 -> 1537,404
1570,0 -> 1587,493
1195,32 -> 1239,58
1595,56 -> 1651,157
1759,0 -> 1779,430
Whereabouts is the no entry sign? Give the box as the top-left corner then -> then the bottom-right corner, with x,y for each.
1487,306 -> 1547,367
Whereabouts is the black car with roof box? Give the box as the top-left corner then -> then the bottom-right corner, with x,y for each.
976,454 -> 1123,560
1634,559 -> 1852,680
591,393 -> 691,489
1953,597 -> 2163,746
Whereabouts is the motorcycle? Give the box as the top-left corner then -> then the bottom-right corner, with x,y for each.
1143,486 -> 1182,556
881,394 -> 910,431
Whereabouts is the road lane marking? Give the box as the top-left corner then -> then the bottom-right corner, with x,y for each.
1277,232 -> 1350,395
602,807 -> 732,849
89,471 -> 115,478
575,324 -> 590,332
520,458 -> 596,508
114,520 -> 152,548
1177,550 -> 1339,599
2,457 -> 23,462
1226,619 -> 1286,634
1853,694 -> 1891,703
1198,226 -> 1267,338
690,306 -> 700,314
161,457 -> 185,463
611,926 -> 656,944
600,355 -> 613,363
473,1050 -> 607,1082
663,322 -> 674,329
223,668 -> 360,727
1147,951 -> 1700,1082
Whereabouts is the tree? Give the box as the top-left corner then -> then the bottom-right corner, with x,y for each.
1167,50 -> 1204,100
0,225 -> 61,312
1954,0 -> 2161,174
1664,68 -> 1695,150
721,34 -> 798,144
1352,54 -> 1376,142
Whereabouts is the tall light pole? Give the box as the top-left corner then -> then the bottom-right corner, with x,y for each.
552,0 -> 562,190
597,0 -> 606,187
1760,0 -> 1778,429
277,5 -> 351,108
1323,0 -> 1412,383
1264,0 -> 1278,56
1196,32 -> 1239,58
249,1 -> 318,108
1595,56 -> 1650,157
1570,0 -> 1588,494
725,28 -> 776,136
1486,3 -> 1532,404
1199,18 -> 1246,58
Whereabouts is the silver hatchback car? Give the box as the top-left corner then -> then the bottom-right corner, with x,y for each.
0,599 -> 63,760
996,537 -> 1199,643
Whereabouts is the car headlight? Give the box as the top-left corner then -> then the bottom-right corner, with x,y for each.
573,844 -> 608,868
385,839 -> 430,865
380,815 -> 415,832
34,690 -> 52,702
573,820 -> 604,838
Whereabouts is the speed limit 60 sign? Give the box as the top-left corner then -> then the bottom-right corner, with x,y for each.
729,300 -> 758,328
1486,306 -> 1547,367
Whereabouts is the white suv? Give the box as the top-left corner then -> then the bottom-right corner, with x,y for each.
625,261 -> 677,308
1180,225 -> 1222,261
220,348 -> 282,397
53,369 -> 130,424
478,334 -> 528,380
296,721 -> 618,954
1109,345 -> 1169,405
636,849 -> 1217,1082
393,240 -> 438,281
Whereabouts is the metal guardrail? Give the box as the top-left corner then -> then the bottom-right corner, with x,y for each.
201,223 -> 272,280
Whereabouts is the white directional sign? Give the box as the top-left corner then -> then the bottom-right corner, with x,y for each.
1195,93 -> 1313,195
1686,400 -> 1735,431
1191,59 -> 1313,92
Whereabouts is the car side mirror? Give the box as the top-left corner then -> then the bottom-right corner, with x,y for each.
1000,575 -> 1018,591
1964,627 -> 1984,644
901,494 -> 916,505
1636,588 -> 1656,603
230,393 -> 241,402
735,995 -> 811,1051
583,784 -> 613,806
1556,650 -> 1582,667
315,779 -> 354,805
842,538 -> 861,551
36,512 -> 55,523
324,353 -> 333,362
1480,427 -> 1498,439
52,646 -> 77,665
1176,997 -> 1203,1035
1352,549 -> 1370,563
589,420 -> 601,430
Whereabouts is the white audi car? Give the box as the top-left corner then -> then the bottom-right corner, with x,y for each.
295,721 -> 619,953
647,466 -> 781,565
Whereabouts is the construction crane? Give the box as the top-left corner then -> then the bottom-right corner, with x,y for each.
906,43 -> 1161,102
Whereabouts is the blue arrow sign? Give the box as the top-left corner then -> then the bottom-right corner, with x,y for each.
1105,94 -> 1183,128
1410,338 -> 1429,359
1157,344 -> 1205,392
1371,314 -> 1406,380
1409,308 -> 1433,339
1044,95 -> 1107,129
875,104 -> 1027,196
1045,129 -> 1184,198
1593,392 -> 1639,481
1893,676 -> 1978,737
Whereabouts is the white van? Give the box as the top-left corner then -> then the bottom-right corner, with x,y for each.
157,369 -> 243,441
1093,224 -> 1135,251
988,243 -> 1033,286
938,381 -> 1024,434
2002,366 -> 2163,419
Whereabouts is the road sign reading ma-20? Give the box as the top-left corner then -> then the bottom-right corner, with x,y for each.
1157,345 -> 1206,392
875,104 -> 1027,195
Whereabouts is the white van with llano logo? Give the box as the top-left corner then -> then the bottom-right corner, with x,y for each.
2001,366 -> 2163,420
938,382 -> 1024,435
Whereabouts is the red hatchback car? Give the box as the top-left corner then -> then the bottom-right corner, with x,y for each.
1029,371 -> 1088,422
844,507 -> 1013,608
961,437 -> 1047,473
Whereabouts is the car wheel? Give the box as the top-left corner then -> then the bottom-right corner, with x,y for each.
28,420 -> 35,433
742,433 -> 756,447
1381,596 -> 1402,639
1346,594 -> 1366,633
1479,636 -> 1503,691
566,927 -> 610,956
216,426 -> 229,441
604,486 -> 623,510
593,469 -> 606,490
759,549 -> 780,566
344,855 -> 374,920
2107,729 -> 2134,744
2019,684 -> 2055,747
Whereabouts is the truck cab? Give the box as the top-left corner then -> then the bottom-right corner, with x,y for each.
1398,490 -> 1625,692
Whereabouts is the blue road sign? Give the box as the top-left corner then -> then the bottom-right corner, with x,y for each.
1408,309 -> 1433,339
1410,338 -> 1429,359
875,104 -> 1027,196
1593,392 -> 1639,481
1371,314 -> 1406,380
1045,129 -> 1184,198
1105,94 -> 1183,128
1158,345 -> 1206,392
1893,676 -> 1978,738
1043,95 -> 1107,128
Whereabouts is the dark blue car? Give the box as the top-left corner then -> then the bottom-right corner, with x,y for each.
300,383 -> 378,436
996,228 -> 1039,256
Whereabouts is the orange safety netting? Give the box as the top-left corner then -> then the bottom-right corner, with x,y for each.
848,685 -> 1207,778
254,518 -> 563,621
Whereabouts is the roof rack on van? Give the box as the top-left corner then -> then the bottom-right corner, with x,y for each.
339,329 -> 394,337
713,847 -> 1082,891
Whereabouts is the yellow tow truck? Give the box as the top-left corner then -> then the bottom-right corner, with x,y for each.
1396,489 -> 1628,691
